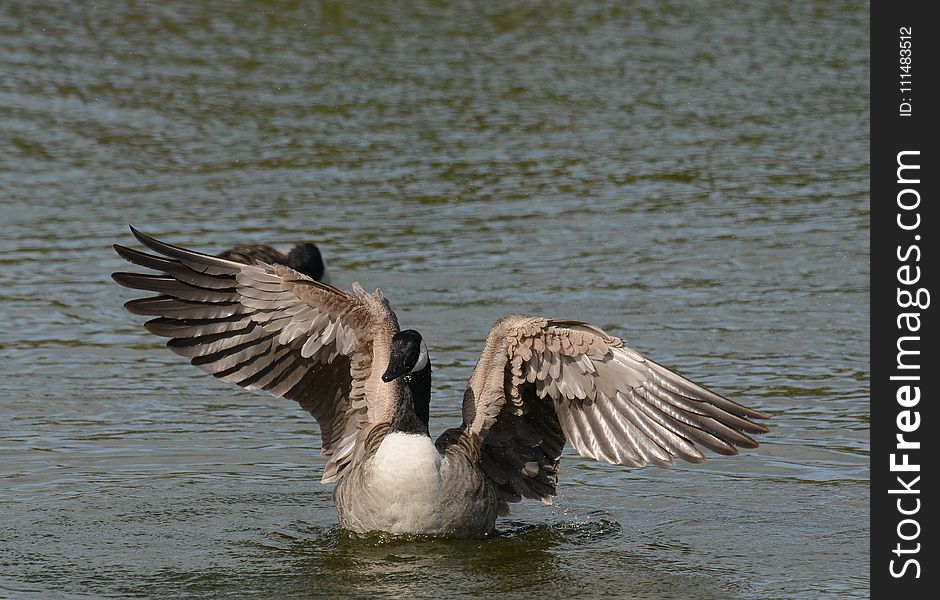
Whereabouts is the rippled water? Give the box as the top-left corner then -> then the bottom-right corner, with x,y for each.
1,1 -> 869,598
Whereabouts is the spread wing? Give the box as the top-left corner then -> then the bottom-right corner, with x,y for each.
112,227 -> 400,483
437,315 -> 769,507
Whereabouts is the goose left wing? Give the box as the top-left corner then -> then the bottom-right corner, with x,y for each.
436,315 -> 769,507
112,227 -> 400,483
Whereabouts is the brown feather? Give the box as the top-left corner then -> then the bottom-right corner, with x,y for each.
437,314 -> 770,510
113,228 -> 401,483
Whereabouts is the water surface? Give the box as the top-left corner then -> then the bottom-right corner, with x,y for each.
1,2 -> 869,598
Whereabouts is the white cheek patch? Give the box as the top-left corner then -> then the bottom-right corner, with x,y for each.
411,342 -> 429,373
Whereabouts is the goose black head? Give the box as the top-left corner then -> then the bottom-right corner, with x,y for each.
382,330 -> 429,383
383,330 -> 431,435
287,243 -> 325,281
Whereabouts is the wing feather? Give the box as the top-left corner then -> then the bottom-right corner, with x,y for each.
112,227 -> 400,483
438,315 -> 769,507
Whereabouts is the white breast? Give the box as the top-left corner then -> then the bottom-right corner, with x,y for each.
372,432 -> 442,482
367,432 -> 446,532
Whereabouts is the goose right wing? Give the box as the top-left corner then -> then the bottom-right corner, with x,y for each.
112,227 -> 400,483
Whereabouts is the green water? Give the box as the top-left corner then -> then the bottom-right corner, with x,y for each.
1,1 -> 869,598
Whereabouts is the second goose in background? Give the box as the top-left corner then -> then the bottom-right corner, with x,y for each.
218,242 -> 327,282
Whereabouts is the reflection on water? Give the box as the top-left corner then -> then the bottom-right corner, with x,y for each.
128,520 -> 741,599
1,1 -> 868,598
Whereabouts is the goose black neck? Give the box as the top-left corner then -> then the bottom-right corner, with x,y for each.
389,363 -> 431,436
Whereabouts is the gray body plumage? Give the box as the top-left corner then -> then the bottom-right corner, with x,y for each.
112,228 -> 769,538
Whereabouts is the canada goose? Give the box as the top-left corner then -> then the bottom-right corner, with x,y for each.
112,227 -> 769,538
217,242 -> 327,282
